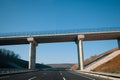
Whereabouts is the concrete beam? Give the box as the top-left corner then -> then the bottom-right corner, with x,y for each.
118,39 -> 120,49
76,35 -> 84,70
27,37 -> 37,69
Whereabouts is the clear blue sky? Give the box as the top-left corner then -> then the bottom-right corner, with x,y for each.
0,0 -> 120,64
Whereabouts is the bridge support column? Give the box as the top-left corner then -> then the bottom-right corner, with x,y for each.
27,37 -> 37,69
76,35 -> 84,70
118,39 -> 120,49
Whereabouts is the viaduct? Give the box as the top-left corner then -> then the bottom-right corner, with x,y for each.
0,28 -> 120,70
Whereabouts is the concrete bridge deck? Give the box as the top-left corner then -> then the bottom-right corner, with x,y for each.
0,28 -> 120,45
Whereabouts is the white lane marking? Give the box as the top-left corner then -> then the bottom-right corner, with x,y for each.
59,71 -> 62,75
43,72 -> 47,75
63,77 -> 66,80
79,75 -> 95,80
0,76 -> 10,79
71,71 -> 95,80
60,72 -> 62,75
28,76 -> 37,80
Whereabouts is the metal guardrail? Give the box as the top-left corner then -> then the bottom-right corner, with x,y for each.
0,27 -> 120,37
0,68 -> 37,75
90,71 -> 120,78
76,70 -> 120,78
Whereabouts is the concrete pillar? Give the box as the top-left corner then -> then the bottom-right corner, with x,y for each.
118,39 -> 120,49
27,37 -> 37,69
76,35 -> 84,70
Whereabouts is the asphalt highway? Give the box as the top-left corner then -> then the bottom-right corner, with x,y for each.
0,70 -> 110,80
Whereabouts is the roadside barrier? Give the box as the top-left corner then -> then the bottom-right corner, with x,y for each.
75,70 -> 120,79
0,68 -> 37,76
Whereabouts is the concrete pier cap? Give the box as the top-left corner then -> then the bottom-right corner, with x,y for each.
27,37 -> 38,46
77,35 -> 85,40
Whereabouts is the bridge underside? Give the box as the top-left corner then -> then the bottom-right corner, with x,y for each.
0,32 -> 120,45
0,31 -> 120,70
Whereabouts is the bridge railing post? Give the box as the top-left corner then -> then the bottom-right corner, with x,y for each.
76,35 -> 84,70
27,37 -> 37,69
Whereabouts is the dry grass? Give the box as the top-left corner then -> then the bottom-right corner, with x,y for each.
71,48 -> 120,73
84,48 -> 119,66
93,54 -> 120,74
71,64 -> 78,70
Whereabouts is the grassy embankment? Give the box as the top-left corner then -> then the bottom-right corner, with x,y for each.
71,48 -> 120,74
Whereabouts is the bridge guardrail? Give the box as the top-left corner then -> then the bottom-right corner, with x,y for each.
0,68 -> 37,76
0,27 -> 120,37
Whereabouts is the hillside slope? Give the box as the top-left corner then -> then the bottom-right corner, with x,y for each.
71,48 -> 120,74
0,48 -> 51,69
84,48 -> 119,66
93,54 -> 120,74
85,50 -> 120,71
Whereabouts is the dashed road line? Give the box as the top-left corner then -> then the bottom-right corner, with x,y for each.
60,72 -> 62,75
28,76 -> 37,80
59,71 -> 66,80
70,71 -> 96,80
63,77 -> 66,80
79,75 -> 96,80
59,71 -> 63,75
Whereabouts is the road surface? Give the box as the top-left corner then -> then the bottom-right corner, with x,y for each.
0,70 -> 110,80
